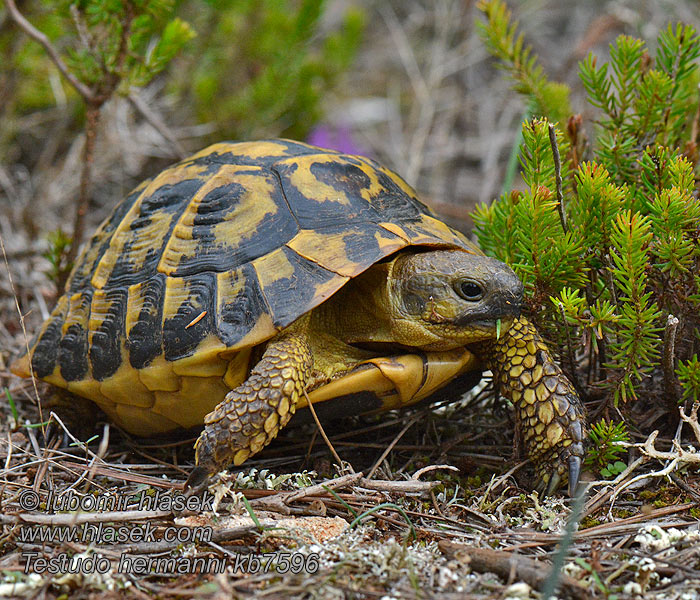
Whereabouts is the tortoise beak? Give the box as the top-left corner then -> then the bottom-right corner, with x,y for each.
453,290 -> 521,327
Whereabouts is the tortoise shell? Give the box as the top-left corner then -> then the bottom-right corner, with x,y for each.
16,139 -> 480,435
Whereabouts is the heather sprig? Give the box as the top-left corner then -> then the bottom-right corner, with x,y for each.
476,2 -> 700,412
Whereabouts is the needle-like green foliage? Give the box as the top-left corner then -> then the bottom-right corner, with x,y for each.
41,0 -> 195,95
476,0 -> 571,124
587,418 -> 630,479
474,120 -> 585,303
608,212 -> 662,403
476,1 -> 700,417
677,356 -> 700,403
1,0 -> 363,147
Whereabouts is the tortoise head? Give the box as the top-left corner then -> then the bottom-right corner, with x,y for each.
387,249 -> 523,350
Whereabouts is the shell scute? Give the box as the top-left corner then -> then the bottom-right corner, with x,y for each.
68,180 -> 150,294
58,290 -> 93,382
216,264 -> 273,349
159,165 -> 298,277
88,288 -> 126,381
31,295 -> 69,378
356,157 -> 429,221
125,274 -> 166,369
252,246 -> 345,330
185,139 -> 337,170
92,174 -> 208,289
273,155 -> 383,228
286,223 -> 405,277
162,273 -> 218,362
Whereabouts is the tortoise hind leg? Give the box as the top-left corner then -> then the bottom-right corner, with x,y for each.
186,331 -> 313,489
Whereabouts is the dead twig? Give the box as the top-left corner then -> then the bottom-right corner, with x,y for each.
17,510 -> 170,525
3,0 -> 94,101
60,460 -> 182,489
366,413 -> 420,479
62,83 -> 99,276
411,464 -> 459,479
438,541 -> 589,600
303,389 -> 350,472
606,403 -> 700,516
548,123 -> 567,233
5,0 -> 137,276
0,231 -> 44,428
356,478 -> 439,493
127,91 -> 187,159
283,472 -> 364,505
662,315 -> 680,412
681,401 -> 700,441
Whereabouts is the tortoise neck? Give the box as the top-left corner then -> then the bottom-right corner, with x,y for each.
312,251 -> 472,351
311,261 -> 397,345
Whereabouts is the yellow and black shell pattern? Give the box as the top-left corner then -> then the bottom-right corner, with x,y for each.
17,139 -> 479,434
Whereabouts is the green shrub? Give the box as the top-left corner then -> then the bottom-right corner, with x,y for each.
1,0 -> 363,154
2,0 -> 361,284
1,0 -> 195,117
2,0 -> 197,281
475,1 -> 700,438
587,419 -> 630,479
171,0 -> 364,141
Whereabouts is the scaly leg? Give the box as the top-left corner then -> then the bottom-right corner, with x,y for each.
186,331 -> 313,488
476,316 -> 586,496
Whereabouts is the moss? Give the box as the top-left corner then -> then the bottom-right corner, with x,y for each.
580,516 -> 602,529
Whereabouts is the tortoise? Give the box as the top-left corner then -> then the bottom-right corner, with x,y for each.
12,139 -> 585,495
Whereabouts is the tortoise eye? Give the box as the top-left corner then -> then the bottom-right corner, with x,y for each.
456,280 -> 483,301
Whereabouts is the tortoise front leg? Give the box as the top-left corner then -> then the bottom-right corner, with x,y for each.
186,332 -> 313,489
476,316 -> 586,496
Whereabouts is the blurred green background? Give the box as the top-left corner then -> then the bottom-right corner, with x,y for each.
1,0 -> 699,281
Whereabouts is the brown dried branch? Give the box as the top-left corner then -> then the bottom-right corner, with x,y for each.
606,403 -> 700,514
438,541 -> 589,600
62,105 -> 100,282
548,122 -> 567,233
303,388 -> 349,471
366,413 -> 420,479
0,231 -> 43,422
680,401 -> 700,442
283,472 -> 364,505
59,460 -> 181,489
17,510 -> 170,525
662,314 -> 680,412
356,478 -> 439,493
3,0 -> 94,101
5,0 -> 140,276
127,91 -> 187,159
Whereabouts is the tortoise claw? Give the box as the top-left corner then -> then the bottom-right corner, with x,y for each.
568,455 -> 581,497
185,466 -> 211,491
533,469 -> 560,498
534,478 -> 545,496
545,470 -> 562,497
533,444 -> 584,497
